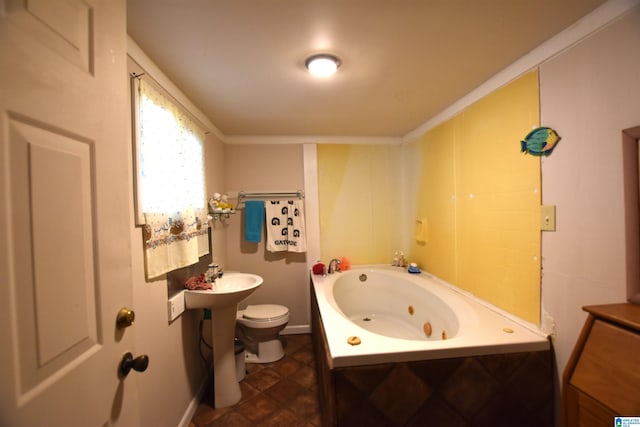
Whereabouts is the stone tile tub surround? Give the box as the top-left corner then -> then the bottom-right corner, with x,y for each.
310,266 -> 553,425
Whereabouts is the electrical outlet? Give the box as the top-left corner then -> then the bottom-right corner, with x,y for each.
168,291 -> 185,322
540,205 -> 556,231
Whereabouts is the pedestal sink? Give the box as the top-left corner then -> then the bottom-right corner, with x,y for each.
184,273 -> 263,408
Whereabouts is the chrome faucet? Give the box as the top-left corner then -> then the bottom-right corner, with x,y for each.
328,258 -> 341,274
205,263 -> 224,282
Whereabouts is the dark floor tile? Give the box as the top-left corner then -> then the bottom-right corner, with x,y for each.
290,345 -> 315,365
192,334 -> 320,427
207,411 -> 254,427
243,367 -> 282,392
271,355 -> 304,377
246,361 -> 265,375
236,393 -> 282,423
300,413 -> 322,427
191,402 -> 229,426
255,407 -> 304,427
289,389 -> 321,420
264,377 -> 308,405
239,380 -> 260,400
283,334 -> 311,353
291,365 -> 318,390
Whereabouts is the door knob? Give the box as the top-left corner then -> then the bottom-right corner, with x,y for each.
116,307 -> 135,329
119,352 -> 149,377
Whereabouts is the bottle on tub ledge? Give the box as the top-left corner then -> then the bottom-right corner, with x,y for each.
407,262 -> 421,274
392,251 -> 406,267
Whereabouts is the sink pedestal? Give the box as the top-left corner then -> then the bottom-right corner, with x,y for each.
183,273 -> 263,408
211,303 -> 241,408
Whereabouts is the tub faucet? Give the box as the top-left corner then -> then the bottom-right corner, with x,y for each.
328,258 -> 341,274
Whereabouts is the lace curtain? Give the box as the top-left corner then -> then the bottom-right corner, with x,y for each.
137,79 -> 209,279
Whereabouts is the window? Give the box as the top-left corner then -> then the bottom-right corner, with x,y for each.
133,77 -> 209,279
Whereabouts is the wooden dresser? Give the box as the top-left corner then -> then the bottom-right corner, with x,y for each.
563,303 -> 640,426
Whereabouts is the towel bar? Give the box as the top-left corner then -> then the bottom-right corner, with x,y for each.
237,190 -> 304,205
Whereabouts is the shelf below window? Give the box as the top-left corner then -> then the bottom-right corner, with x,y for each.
208,211 -> 236,221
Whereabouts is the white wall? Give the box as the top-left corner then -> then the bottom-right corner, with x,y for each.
127,39 -> 226,427
539,2 -> 640,391
223,144 -> 310,331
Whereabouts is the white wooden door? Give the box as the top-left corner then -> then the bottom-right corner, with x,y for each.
0,0 -> 140,425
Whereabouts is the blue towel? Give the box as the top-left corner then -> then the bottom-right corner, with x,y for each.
244,200 -> 265,243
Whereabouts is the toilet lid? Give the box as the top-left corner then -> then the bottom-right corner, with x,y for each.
242,304 -> 288,321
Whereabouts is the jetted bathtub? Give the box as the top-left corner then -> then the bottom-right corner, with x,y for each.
312,265 -> 549,368
310,265 -> 554,425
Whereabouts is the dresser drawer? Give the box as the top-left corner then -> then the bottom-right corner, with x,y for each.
566,384 -> 615,427
570,319 -> 640,414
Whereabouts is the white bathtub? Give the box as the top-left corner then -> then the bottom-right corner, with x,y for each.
311,265 -> 549,368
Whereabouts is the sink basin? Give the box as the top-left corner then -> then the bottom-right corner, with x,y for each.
183,272 -> 263,408
184,273 -> 263,309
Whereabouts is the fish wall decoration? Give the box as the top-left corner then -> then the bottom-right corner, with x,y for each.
521,127 -> 560,156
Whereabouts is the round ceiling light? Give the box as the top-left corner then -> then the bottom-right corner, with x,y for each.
305,54 -> 341,77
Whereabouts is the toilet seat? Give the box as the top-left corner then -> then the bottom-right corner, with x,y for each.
240,304 -> 288,322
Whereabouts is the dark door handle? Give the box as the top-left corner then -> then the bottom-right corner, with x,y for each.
119,352 -> 149,377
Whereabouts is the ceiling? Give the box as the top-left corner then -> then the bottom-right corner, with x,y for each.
127,0 -> 607,138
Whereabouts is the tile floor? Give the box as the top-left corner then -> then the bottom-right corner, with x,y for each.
189,334 -> 322,427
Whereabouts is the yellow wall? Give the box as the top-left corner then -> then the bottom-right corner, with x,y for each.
318,71 -> 541,324
409,70 -> 541,323
409,120 -> 457,281
317,144 -> 402,264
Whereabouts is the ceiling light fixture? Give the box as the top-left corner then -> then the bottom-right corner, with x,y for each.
305,54 -> 341,77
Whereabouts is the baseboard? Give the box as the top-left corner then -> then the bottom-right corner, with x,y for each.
177,377 -> 209,427
282,324 -> 311,335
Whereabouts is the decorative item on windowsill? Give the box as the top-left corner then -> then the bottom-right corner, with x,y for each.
520,127 -> 561,156
208,192 -> 235,220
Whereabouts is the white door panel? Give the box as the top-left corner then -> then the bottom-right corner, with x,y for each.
8,116 -> 99,388
5,0 -> 94,73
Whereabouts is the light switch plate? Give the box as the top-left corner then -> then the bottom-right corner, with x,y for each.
540,205 -> 556,231
168,291 -> 185,322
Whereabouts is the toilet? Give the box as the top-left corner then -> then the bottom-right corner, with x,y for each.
236,304 -> 289,363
